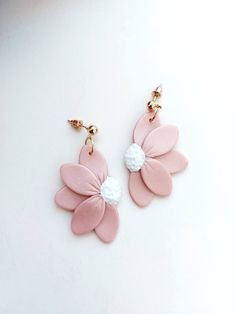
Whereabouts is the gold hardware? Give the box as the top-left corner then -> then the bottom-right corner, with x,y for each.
87,125 -> 98,136
67,119 -> 84,129
68,119 -> 98,155
146,85 -> 162,122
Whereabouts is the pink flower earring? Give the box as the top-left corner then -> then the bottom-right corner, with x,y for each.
124,85 -> 188,207
55,119 -> 121,243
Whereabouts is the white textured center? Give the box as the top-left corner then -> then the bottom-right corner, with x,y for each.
100,177 -> 121,205
124,143 -> 145,172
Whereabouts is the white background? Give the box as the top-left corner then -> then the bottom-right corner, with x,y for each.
0,0 -> 236,313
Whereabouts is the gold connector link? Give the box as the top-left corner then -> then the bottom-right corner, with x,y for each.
68,119 -> 98,155
146,85 -> 163,122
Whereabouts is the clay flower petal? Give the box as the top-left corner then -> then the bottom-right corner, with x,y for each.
55,186 -> 88,211
142,125 -> 179,157
95,203 -> 119,243
60,163 -> 100,195
156,150 -> 188,174
133,112 -> 161,146
71,195 -> 105,235
141,158 -> 172,196
128,172 -> 154,207
79,145 -> 108,183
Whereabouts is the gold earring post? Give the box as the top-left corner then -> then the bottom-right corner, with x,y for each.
147,85 -> 162,122
68,119 -> 98,155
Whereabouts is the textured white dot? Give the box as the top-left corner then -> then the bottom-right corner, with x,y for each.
124,143 -> 145,172
100,177 -> 121,206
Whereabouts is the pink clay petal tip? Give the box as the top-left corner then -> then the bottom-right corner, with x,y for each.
79,145 -> 108,183
142,125 -> 179,157
95,204 -> 119,243
60,163 -> 101,196
55,186 -> 88,211
156,150 -> 188,174
141,158 -> 172,196
71,195 -> 105,235
133,112 -> 161,146
128,171 -> 154,207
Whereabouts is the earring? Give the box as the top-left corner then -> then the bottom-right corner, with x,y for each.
55,119 -> 121,243
124,85 -> 188,207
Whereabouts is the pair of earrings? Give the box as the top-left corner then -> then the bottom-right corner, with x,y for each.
55,86 -> 188,243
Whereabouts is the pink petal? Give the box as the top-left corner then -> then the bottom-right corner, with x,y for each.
133,112 -> 161,146
71,195 -> 105,235
79,145 -> 108,183
55,186 -> 87,211
60,163 -> 100,195
156,150 -> 188,174
142,125 -> 179,157
128,172 -> 154,207
141,158 -> 172,196
95,204 -> 119,243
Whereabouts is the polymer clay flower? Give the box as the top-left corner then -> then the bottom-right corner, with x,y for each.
55,145 -> 121,243
124,112 -> 188,207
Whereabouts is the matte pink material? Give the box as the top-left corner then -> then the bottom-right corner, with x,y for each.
142,125 -> 179,157
129,172 -> 154,207
133,112 -> 161,146
95,204 -> 119,243
55,146 -> 120,242
55,186 -> 87,210
156,150 -> 188,174
60,163 -> 100,195
79,145 -> 108,183
128,112 -> 187,207
141,158 -> 172,196
71,195 -> 105,235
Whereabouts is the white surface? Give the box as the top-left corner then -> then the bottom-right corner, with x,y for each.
0,0 -> 236,313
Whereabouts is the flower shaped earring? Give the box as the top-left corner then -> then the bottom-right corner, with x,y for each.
124,86 -> 188,207
55,119 -> 121,243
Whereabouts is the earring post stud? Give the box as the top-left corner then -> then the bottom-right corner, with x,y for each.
147,85 -> 162,122
67,119 -> 98,155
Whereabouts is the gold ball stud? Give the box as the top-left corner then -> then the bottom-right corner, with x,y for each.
147,101 -> 157,112
88,125 -> 98,135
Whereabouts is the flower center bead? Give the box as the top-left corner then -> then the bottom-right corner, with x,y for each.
100,177 -> 121,206
124,143 -> 145,172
